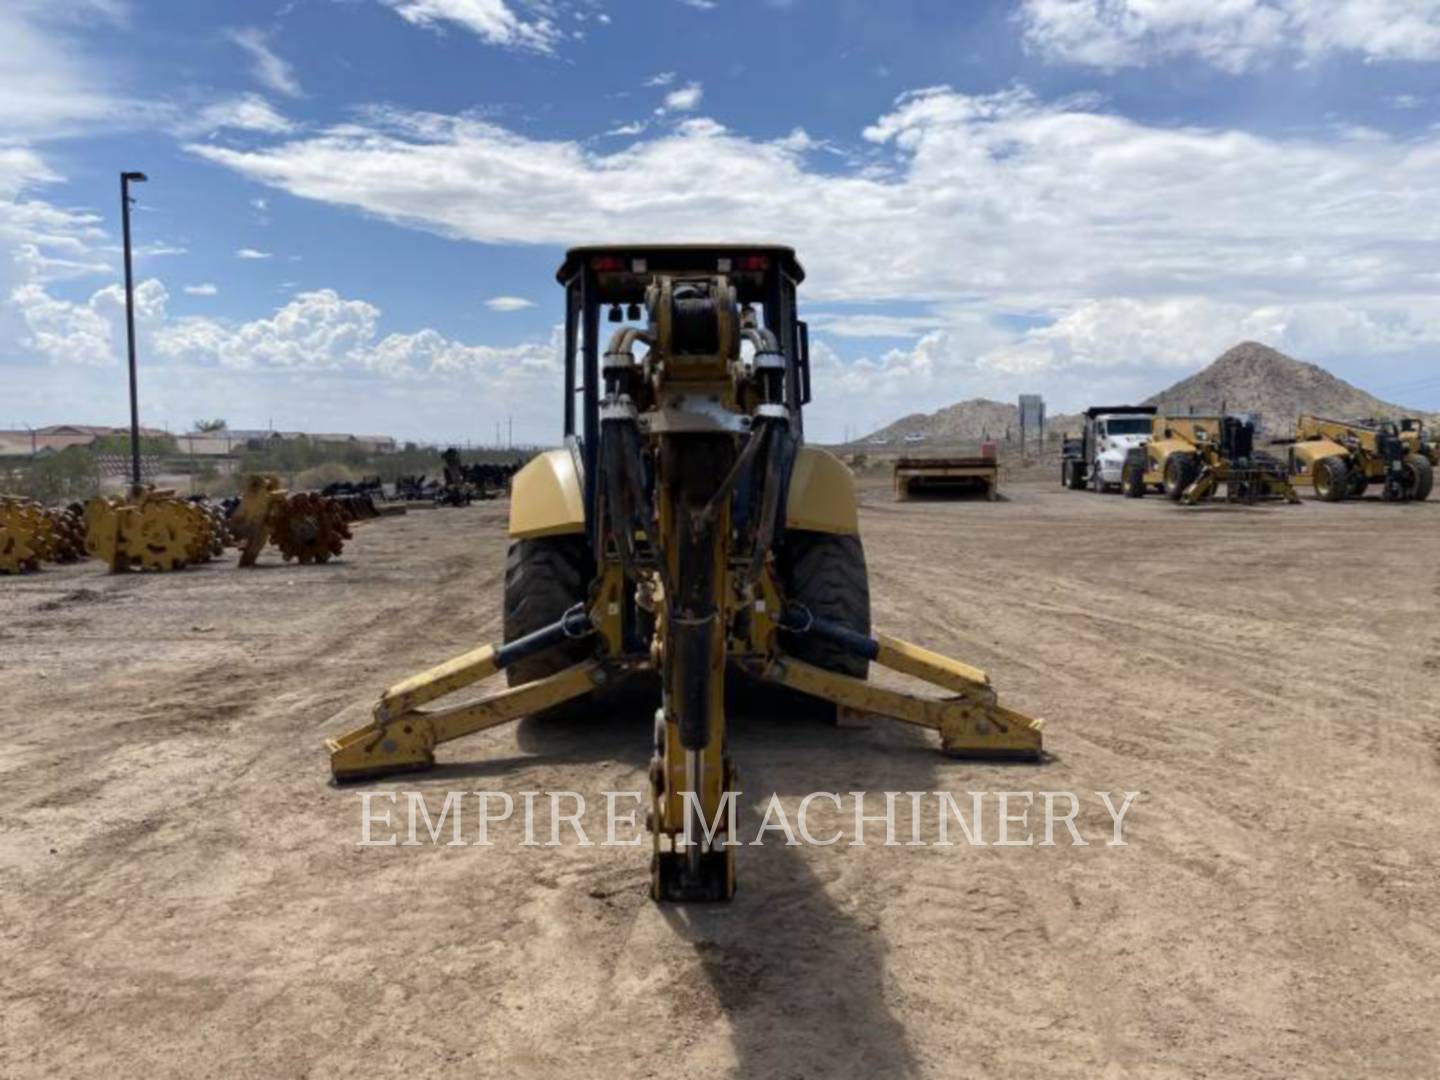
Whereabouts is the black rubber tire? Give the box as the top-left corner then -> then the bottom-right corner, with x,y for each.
1164,453 -> 1198,502
1348,473 -> 1369,499
1400,454 -> 1433,501
1122,460 -> 1146,498
503,535 -> 592,686
778,531 -> 871,680
1314,457 -> 1349,502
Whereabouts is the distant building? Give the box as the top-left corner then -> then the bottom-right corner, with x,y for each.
0,424 -> 167,458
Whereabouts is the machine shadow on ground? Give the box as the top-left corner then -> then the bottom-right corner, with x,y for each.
415,679 -> 933,1074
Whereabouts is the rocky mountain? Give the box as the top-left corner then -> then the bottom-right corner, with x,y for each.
860,399 -> 1025,444
855,342 -> 1433,444
1143,341 -> 1433,432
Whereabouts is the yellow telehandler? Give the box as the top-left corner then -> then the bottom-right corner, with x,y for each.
1119,414 -> 1299,505
327,245 -> 1044,901
1277,415 -> 1433,502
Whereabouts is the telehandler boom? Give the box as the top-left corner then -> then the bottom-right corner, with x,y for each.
327,245 -> 1044,901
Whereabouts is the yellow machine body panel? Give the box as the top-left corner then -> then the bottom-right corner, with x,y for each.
786,447 -> 860,535
509,449 -> 586,539
508,444 -> 858,538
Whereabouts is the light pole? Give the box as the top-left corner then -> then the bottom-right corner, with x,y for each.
121,170 -> 147,494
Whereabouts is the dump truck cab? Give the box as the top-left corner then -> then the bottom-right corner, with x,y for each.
1062,405 -> 1157,492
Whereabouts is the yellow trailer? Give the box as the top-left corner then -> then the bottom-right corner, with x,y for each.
893,454 -> 999,501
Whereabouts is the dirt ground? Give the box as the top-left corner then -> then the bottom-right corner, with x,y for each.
3,475 -> 1438,1079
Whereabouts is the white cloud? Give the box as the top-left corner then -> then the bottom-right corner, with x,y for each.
185,85 -> 1440,311
183,283 -> 218,296
645,71 -> 677,86
1021,0 -> 1440,71
229,27 -> 302,98
678,0 -> 718,9
806,312 -> 947,338
236,248 -> 273,260
606,120 -> 647,137
661,82 -> 703,112
0,2 -> 129,138
484,295 -> 536,311
378,0 -> 562,53
4,277 -> 566,442
10,278 -> 168,367
182,94 -> 295,136
177,85 -> 1440,434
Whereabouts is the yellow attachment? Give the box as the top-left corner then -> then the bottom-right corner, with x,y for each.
0,498 -> 45,574
329,660 -> 604,780
83,496 -> 132,572
234,474 -> 288,567
375,642 -> 503,719
743,629 -> 1044,759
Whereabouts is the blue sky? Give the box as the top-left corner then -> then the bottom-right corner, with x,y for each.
6,0 -> 1440,444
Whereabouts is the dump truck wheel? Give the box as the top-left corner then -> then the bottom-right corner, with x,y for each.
1314,457 -> 1349,502
1348,473 -> 1369,499
503,535 -> 593,686
1404,454 -> 1434,501
779,531 -> 871,680
1121,462 -> 1146,498
1164,453 -> 1198,502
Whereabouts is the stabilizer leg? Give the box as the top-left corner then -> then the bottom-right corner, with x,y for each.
328,660 -> 606,781
750,619 -> 1044,759
328,605 -> 601,781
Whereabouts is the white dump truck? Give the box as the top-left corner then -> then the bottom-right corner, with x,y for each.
1061,405 -> 1158,492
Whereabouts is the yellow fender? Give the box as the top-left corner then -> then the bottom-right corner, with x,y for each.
508,445 -> 860,539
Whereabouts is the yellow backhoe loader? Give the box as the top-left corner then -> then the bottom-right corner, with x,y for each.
1119,414 -> 1299,505
1277,415 -> 1433,502
328,245 -> 1044,901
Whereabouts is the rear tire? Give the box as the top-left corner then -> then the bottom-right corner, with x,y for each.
1314,457 -> 1349,502
503,535 -> 592,686
778,531 -> 871,680
1164,453 -> 1198,502
1404,454 -> 1434,501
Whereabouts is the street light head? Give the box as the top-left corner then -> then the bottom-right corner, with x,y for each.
122,171 -> 148,182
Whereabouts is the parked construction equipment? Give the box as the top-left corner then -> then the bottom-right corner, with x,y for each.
1277,415 -> 1433,502
1392,418 -> 1439,468
231,474 -> 353,566
328,244 -> 1044,902
83,489 -> 216,572
894,446 -> 999,501
1,498 -> 45,574
1062,406 -> 1157,492
1121,415 -> 1299,505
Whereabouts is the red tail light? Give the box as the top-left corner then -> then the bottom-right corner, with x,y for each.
590,256 -> 625,271
737,255 -> 769,271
